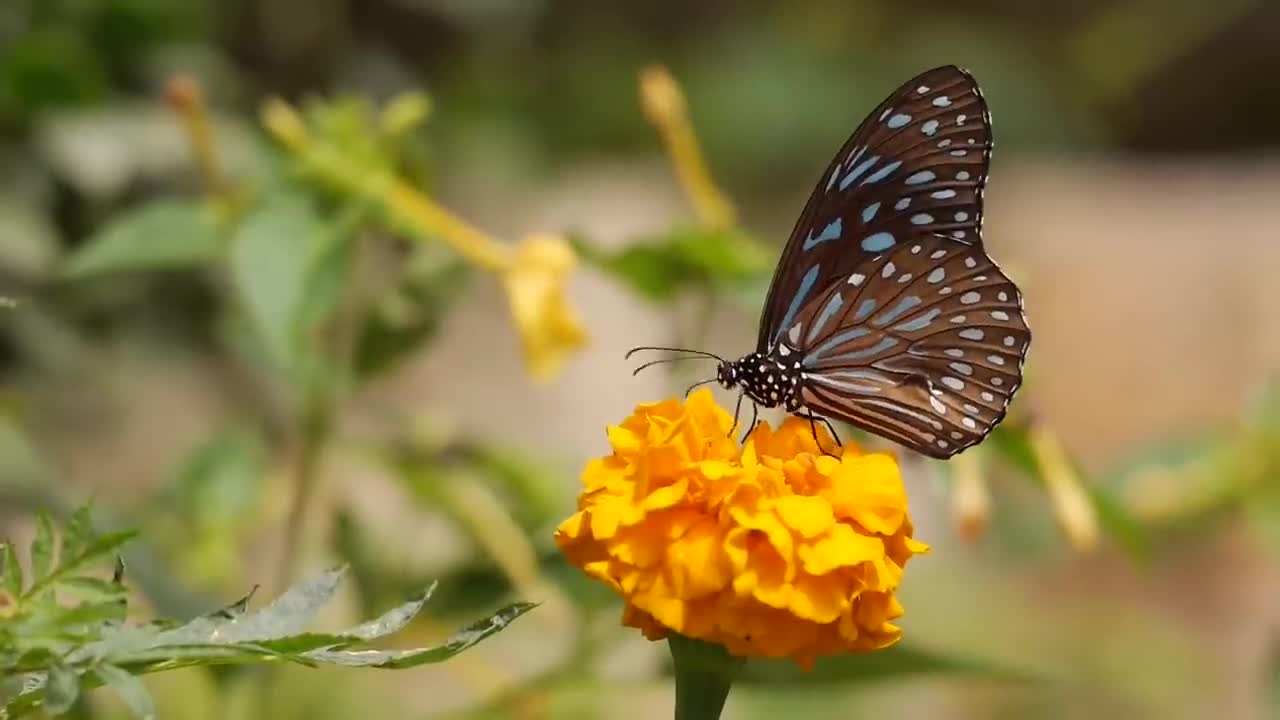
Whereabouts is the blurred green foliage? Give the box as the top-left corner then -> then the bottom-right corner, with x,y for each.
0,507 -> 533,719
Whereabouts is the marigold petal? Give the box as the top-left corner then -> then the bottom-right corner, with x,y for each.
643,476 -> 689,510
665,517 -> 731,599
826,454 -> 907,534
775,495 -> 835,538
789,572 -> 849,624
799,523 -> 886,576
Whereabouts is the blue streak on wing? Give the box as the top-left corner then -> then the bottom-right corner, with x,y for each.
905,170 -> 936,185
892,308 -> 941,332
806,293 -> 845,344
861,202 -> 880,223
861,233 -> 895,252
840,155 -> 880,190
802,217 -> 843,251
872,295 -> 923,326
821,337 -> 900,364
773,264 -> 821,345
853,298 -> 877,322
860,160 -> 902,185
804,327 -> 870,364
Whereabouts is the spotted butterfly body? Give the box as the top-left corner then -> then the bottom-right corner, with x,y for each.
716,65 -> 1029,459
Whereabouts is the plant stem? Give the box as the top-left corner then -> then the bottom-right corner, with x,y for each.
668,635 -> 744,720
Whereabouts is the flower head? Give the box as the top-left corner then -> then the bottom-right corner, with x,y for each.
555,389 -> 927,667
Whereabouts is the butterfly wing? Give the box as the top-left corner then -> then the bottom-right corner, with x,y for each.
758,65 -> 994,352
784,234 -> 1029,459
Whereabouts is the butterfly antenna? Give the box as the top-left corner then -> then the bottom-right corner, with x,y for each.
683,377 -> 718,398
625,345 -> 726,363
631,356 -> 719,376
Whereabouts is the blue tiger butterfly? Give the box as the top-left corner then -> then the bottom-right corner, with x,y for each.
630,65 -> 1030,459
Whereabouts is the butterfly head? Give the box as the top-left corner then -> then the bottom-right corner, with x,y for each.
715,361 -> 739,389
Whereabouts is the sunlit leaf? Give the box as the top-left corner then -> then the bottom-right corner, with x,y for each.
230,193 -> 356,372
58,576 -> 128,603
29,513 -> 56,581
2,541 -> 22,596
297,601 -> 536,668
61,201 -> 222,278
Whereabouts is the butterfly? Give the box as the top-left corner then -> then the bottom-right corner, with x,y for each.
630,65 -> 1029,459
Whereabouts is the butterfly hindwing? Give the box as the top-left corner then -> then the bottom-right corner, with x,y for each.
757,65 -> 994,352
786,233 -> 1029,459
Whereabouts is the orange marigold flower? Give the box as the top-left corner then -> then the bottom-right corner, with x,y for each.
554,389 -> 928,667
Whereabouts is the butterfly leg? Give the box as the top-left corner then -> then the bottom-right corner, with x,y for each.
800,412 -> 843,456
739,402 -> 759,444
729,392 -> 745,437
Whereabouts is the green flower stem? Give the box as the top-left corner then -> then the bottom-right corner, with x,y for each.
668,634 -> 745,720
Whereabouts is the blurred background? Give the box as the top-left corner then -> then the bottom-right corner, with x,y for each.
3,0 -> 1280,718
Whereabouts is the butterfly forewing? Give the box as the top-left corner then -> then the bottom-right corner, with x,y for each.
787,234 -> 1028,459
758,65 -> 994,351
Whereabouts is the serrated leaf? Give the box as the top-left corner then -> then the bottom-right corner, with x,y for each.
338,583 -> 435,641
1,541 -> 22,596
157,567 -> 344,646
29,513 -> 55,581
733,644 -> 1043,687
59,576 -> 128,603
44,664 -> 80,714
63,504 -> 94,560
24,530 -> 137,600
299,601 -> 536,668
93,664 -> 156,720
62,201 -> 222,278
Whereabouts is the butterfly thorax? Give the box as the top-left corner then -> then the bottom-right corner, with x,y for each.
717,349 -> 803,411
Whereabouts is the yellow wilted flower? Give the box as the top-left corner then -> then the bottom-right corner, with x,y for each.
260,95 -> 588,381
500,233 -> 587,382
555,389 -> 927,668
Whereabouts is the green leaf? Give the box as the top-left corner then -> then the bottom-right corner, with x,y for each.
356,256 -> 471,377
94,664 -> 156,720
1,540 -> 22,596
157,566 -> 345,645
62,201 -> 222,278
25,530 -> 137,600
59,576 -> 128,603
733,644 -> 1043,687
44,663 -> 80,714
30,513 -> 56,581
573,227 -> 770,303
298,601 -> 536,668
230,194 -> 356,372
1090,484 -> 1151,562
63,504 -> 95,560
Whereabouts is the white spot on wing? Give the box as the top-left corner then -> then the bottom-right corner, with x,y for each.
959,328 -> 984,340
942,376 -> 965,391
881,261 -> 896,278
848,273 -> 865,286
